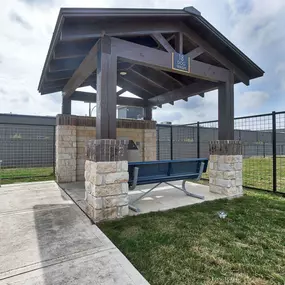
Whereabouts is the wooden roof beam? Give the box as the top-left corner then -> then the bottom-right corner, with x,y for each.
130,68 -> 168,92
117,76 -> 153,100
91,83 -> 126,97
180,22 -> 250,85
186,47 -> 204,59
151,33 -> 175,53
182,92 -> 204,102
118,75 -> 154,99
148,81 -> 217,106
112,37 -> 230,83
160,70 -> 184,87
131,65 -> 182,90
117,88 -> 127,96
62,39 -> 100,98
70,91 -> 146,107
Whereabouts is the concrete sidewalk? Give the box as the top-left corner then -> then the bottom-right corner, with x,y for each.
0,181 -> 149,285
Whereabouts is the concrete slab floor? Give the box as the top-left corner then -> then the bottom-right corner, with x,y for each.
60,181 -> 228,216
0,181 -> 149,285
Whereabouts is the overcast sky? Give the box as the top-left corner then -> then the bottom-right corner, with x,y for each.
0,0 -> 285,123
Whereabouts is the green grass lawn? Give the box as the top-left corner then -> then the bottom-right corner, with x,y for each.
99,190 -> 285,285
0,167 -> 54,185
202,157 -> 285,192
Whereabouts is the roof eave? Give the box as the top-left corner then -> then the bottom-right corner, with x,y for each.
38,9 -> 66,93
191,15 -> 264,77
59,7 -> 198,18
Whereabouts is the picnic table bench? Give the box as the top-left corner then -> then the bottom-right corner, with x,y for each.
128,158 -> 208,212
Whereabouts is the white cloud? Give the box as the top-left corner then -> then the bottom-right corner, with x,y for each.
236,91 -> 269,115
276,63 -> 285,91
153,90 -> 219,124
0,0 -> 284,123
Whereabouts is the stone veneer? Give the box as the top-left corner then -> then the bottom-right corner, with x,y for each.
55,114 -> 156,182
209,140 -> 243,197
85,139 -> 129,222
55,125 -> 76,183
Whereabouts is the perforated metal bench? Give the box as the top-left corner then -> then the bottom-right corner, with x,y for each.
128,158 -> 208,212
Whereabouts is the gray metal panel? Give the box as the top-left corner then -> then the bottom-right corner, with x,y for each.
157,123 -> 285,160
0,114 -> 56,126
172,125 -> 197,159
0,124 -> 55,168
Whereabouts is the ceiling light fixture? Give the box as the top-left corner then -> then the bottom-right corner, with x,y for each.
120,71 -> 127,76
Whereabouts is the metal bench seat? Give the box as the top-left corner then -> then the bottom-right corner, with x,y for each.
128,158 -> 208,212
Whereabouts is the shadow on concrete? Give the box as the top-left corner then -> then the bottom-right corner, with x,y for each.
31,200 -> 105,284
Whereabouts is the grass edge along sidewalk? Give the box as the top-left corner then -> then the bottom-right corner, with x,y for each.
99,190 -> 285,285
0,166 -> 54,185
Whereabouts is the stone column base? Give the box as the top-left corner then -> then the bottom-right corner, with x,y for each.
209,140 -> 243,197
55,124 -> 76,183
85,139 -> 129,222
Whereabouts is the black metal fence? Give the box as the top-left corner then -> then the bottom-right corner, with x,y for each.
157,111 -> 285,193
0,114 -> 56,183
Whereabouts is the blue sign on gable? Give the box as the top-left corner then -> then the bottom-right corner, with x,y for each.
171,53 -> 190,73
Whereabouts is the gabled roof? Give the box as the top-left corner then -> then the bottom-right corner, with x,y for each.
38,7 -> 264,100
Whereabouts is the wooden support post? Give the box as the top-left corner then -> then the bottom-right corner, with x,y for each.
144,106 -> 152,120
62,96 -> 71,114
218,73 -> 234,140
175,32 -> 183,54
96,36 -> 117,139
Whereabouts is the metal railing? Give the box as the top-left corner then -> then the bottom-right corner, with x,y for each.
157,111 -> 285,193
0,121 -> 56,185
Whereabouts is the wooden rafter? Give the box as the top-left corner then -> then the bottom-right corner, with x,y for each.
117,76 -> 152,100
130,66 -> 169,92
180,22 -> 250,85
70,91 -> 145,107
118,75 -> 155,99
151,33 -> 175,53
116,88 -> 127,96
148,81 -> 217,106
186,47 -> 204,59
62,21 -> 180,41
62,40 -> 100,98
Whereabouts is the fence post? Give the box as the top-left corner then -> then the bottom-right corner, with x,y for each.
53,126 -> 56,177
263,142 -> 265,158
272,111 -> 277,192
197,121 -> 200,158
157,126 -> 160,160
170,125 -> 173,160
0,160 -> 2,187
